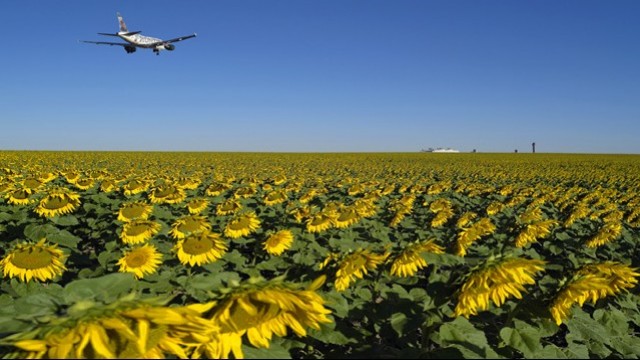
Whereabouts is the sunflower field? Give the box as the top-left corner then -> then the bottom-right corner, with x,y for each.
0,151 -> 639,359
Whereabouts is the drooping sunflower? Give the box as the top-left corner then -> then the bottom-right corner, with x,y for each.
263,189 -> 288,206
120,220 -> 161,244
549,262 -> 639,325
117,244 -> 162,279
334,249 -> 390,291
21,177 -> 44,191
194,277 -> 332,359
34,187 -> 81,218
224,211 -> 261,238
74,177 -> 95,191
1,239 -> 67,282
169,214 -> 212,239
456,211 -> 477,229
148,183 -> 186,204
117,201 -> 154,222
263,230 -> 294,256
121,178 -> 149,196
186,197 -> 209,215
333,206 -> 361,229
455,217 -> 496,256
174,230 -> 228,266
234,185 -> 257,199
514,220 -> 557,248
216,198 -> 242,216
99,178 -> 118,193
6,297 -> 219,359
205,182 -> 232,197
585,221 -> 622,248
390,239 -> 444,277
306,211 -> 335,233
454,257 -> 546,318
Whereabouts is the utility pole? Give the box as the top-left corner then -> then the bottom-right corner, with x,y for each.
532,142 -> 536,153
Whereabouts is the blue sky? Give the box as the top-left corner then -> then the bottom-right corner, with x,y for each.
1,1 -> 639,153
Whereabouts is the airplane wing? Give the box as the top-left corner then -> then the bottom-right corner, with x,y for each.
151,33 -> 197,45
81,40 -> 136,47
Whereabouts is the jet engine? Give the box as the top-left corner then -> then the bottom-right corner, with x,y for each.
124,46 -> 136,54
164,44 -> 175,51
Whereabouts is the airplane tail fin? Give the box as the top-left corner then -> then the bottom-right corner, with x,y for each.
117,12 -> 128,33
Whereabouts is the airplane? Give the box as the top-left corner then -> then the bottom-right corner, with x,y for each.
81,12 -> 196,55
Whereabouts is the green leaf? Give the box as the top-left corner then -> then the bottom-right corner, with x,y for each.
63,273 -> 136,303
499,320 -> 543,358
47,230 -> 81,248
50,215 -> 79,226
434,317 -> 500,358
242,342 -> 292,359
390,312 -> 408,337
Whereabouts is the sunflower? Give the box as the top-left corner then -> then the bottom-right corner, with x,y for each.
224,211 -> 261,239
205,182 -> 232,197
194,277 -> 332,359
63,172 -> 80,184
234,186 -> 257,199
486,201 -> 504,216
298,190 -> 316,204
390,239 -> 444,277
6,297 -> 219,359
456,211 -> 477,229
22,177 -> 44,191
174,230 -> 228,266
454,257 -> 546,318
550,262 -> 639,325
34,187 -> 82,218
100,179 -> 118,193
332,206 -> 359,228
354,198 -> 378,217
117,244 -> 162,279
273,174 -> 288,185
216,198 -> 242,216
289,205 -> 314,223
1,239 -> 66,282
334,249 -> 390,291
148,183 -> 186,204
37,172 -> 57,183
585,221 -> 622,248
514,220 -> 557,247
122,178 -> 149,196
74,177 -> 95,191
455,217 -> 496,256
306,212 -> 335,233
187,198 -> 209,214
169,214 -> 211,240
263,189 -> 288,206
176,176 -> 200,190
120,220 -> 161,244
6,188 -> 33,205
117,201 -> 154,222
263,230 -> 294,256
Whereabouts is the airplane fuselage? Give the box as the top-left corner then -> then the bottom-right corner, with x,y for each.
119,33 -> 163,48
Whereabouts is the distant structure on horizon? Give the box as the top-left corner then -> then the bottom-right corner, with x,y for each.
421,147 -> 460,153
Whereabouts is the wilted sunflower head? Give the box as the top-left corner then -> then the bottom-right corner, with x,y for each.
1,239 -> 67,282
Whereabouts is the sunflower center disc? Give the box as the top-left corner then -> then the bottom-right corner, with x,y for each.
122,206 -> 146,219
180,219 -> 204,232
24,178 -> 42,189
43,197 -> 70,210
127,223 -> 152,236
11,248 -> 54,270
182,237 -> 213,255
126,251 -> 150,267
229,217 -> 250,231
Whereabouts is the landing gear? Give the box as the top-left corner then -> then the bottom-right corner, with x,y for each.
153,49 -> 160,56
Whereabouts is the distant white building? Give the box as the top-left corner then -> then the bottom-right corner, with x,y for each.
421,147 -> 460,153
